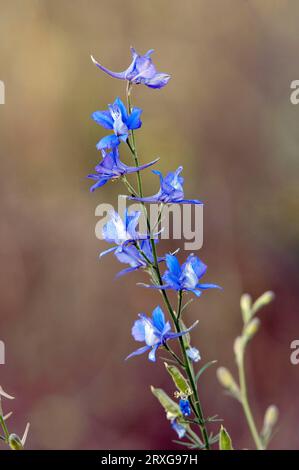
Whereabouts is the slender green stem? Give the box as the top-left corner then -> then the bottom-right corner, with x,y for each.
124,84 -> 211,450
0,416 -> 9,442
164,343 -> 185,368
238,348 -> 264,450
126,82 -> 143,198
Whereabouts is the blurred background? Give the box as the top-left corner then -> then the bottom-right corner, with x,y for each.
0,0 -> 299,450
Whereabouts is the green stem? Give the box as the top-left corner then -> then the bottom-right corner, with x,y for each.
0,416 -> 9,443
238,349 -> 264,450
125,84 -> 211,450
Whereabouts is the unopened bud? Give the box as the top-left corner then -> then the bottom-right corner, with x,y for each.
240,294 -> 252,323
264,405 -> 279,430
234,336 -> 244,364
216,367 -> 239,396
252,291 -> 274,315
243,318 -> 260,341
8,433 -> 23,450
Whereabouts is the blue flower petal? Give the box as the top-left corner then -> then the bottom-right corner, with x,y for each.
125,345 -> 151,360
151,306 -> 165,332
126,107 -> 143,130
91,110 -> 114,129
165,254 -> 181,278
197,283 -> 222,290
113,97 -> 128,122
131,319 -> 146,342
171,419 -> 186,439
96,134 -> 120,150
146,73 -> 171,89
148,344 -> 159,362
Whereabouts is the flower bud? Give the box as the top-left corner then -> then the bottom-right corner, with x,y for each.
216,367 -> 239,396
243,318 -> 260,341
234,336 -> 244,364
240,293 -> 252,323
264,405 -> 279,430
8,433 -> 23,450
252,291 -> 274,315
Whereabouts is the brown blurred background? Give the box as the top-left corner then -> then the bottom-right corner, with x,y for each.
0,0 -> 299,449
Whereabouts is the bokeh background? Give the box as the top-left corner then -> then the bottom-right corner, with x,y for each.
0,0 -> 299,450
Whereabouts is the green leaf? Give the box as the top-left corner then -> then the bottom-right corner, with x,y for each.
219,425 -> 233,450
195,360 -> 217,383
164,363 -> 190,395
172,440 -> 198,449
151,386 -> 181,420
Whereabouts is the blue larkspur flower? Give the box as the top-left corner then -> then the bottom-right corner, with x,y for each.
114,239 -> 163,278
87,147 -> 158,192
126,306 -> 198,362
91,47 -> 170,89
179,398 -> 191,417
142,253 -> 221,297
171,419 -> 186,439
128,167 -> 202,205
186,347 -> 201,362
100,209 -> 147,257
92,97 -> 142,150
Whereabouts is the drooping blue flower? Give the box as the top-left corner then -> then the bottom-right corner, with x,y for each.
114,239 -> 163,278
87,147 -> 159,192
186,347 -> 201,362
179,398 -> 191,417
92,97 -> 142,150
100,209 -> 147,257
142,253 -> 221,297
91,47 -> 170,89
128,167 -> 202,205
171,419 -> 186,439
126,306 -> 198,362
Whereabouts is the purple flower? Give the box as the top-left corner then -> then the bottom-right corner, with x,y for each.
171,419 -> 186,439
126,306 -> 198,362
92,97 -> 142,150
91,47 -> 170,89
114,239 -> 163,278
128,167 -> 202,205
87,147 -> 158,192
179,398 -> 191,417
142,253 -> 221,297
186,347 -> 201,362
100,209 -> 147,257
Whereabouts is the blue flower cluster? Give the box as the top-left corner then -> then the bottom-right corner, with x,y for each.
88,47 -> 221,444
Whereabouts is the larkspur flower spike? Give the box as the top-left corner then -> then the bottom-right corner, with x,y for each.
88,46 -> 222,449
91,47 -> 171,89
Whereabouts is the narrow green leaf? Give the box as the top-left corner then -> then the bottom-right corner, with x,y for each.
219,425 -> 233,450
172,440 -> 197,448
151,386 -> 181,419
195,360 -> 217,383
164,363 -> 190,395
